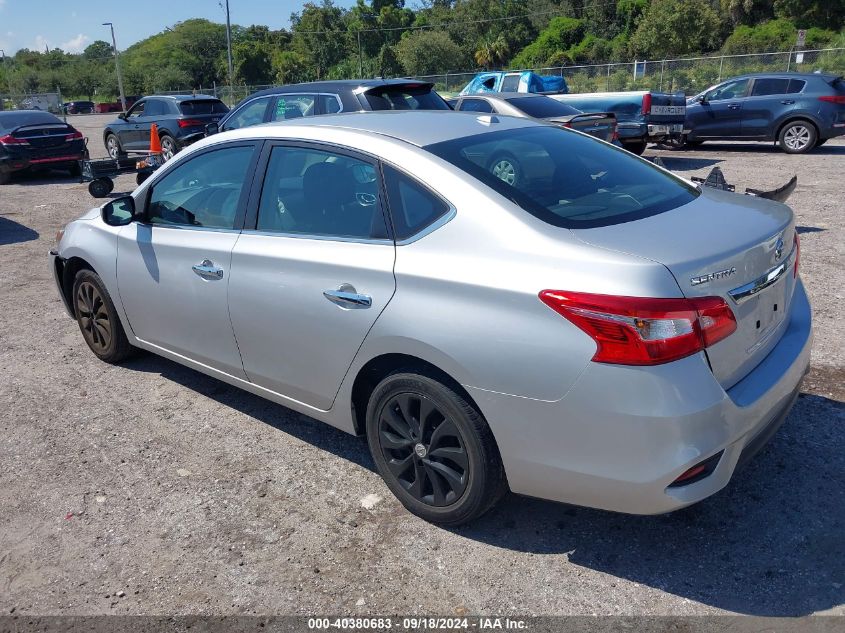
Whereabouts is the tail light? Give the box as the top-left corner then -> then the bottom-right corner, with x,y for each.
818,95 -> 845,104
642,93 -> 652,115
65,130 -> 83,141
562,122 -> 572,128
178,118 -> 205,128
793,232 -> 800,278
0,134 -> 29,146
538,291 -> 737,366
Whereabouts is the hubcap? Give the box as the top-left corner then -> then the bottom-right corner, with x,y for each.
491,159 -> 517,185
785,125 -> 811,150
76,281 -> 111,352
161,138 -> 175,161
107,137 -> 119,158
377,393 -> 469,507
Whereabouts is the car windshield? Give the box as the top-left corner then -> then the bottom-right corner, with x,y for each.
506,97 -> 581,118
179,100 -> 229,115
424,126 -> 699,228
0,111 -> 61,133
363,85 -> 450,111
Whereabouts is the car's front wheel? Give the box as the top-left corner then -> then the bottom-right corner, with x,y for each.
779,121 -> 817,154
72,269 -> 134,363
105,133 -> 126,159
366,371 -> 506,525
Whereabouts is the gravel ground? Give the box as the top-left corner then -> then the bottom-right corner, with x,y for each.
0,114 -> 843,617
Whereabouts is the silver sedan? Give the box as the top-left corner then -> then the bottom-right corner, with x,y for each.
50,112 -> 812,525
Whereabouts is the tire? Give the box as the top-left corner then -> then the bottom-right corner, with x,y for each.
68,162 -> 82,178
136,171 -> 150,186
365,371 -> 506,526
88,178 -> 112,198
105,133 -> 126,159
622,140 -> 647,156
778,120 -> 817,154
160,134 -> 178,161
487,153 -> 522,186
72,269 -> 134,364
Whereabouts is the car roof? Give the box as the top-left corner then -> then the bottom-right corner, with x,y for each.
245,78 -> 434,99
0,110 -> 62,130
145,94 -> 224,102
730,71 -> 840,81
461,93 -> 550,101
229,110 -> 537,147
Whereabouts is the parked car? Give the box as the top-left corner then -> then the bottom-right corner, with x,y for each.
0,110 -> 86,184
62,101 -> 95,115
460,70 -> 569,95
103,95 -> 229,160
52,112 -> 811,525
94,96 -> 140,114
210,79 -> 450,134
448,93 -> 617,146
682,72 -> 845,153
550,90 -> 687,155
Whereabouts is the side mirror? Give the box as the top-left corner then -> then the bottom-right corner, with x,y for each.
205,122 -> 219,136
101,196 -> 137,226
117,112 -> 127,120
697,95 -> 707,104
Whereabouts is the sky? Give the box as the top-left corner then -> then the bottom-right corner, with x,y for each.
0,0 -> 358,55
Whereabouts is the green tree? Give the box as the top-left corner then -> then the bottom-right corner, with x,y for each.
291,0 -> 350,80
630,0 -> 727,58
377,44 -> 404,77
474,34 -> 510,69
395,30 -> 466,75
68,61 -> 103,100
511,16 -> 586,67
82,40 -> 113,61
774,0 -> 845,28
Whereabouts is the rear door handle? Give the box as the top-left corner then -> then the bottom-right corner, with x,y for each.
323,283 -> 372,309
192,259 -> 224,280
728,103 -> 741,110
781,100 -> 795,105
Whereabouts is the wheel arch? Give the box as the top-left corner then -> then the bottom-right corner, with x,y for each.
775,115 -> 820,141
59,256 -> 97,317
349,353 -> 485,437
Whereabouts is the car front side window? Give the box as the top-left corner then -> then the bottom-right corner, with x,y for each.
270,94 -> 317,121
126,101 -> 146,119
147,145 -> 255,229
222,97 -> 271,131
707,79 -> 750,101
255,145 -> 388,240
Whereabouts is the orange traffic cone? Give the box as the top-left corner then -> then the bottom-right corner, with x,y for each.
149,123 -> 162,154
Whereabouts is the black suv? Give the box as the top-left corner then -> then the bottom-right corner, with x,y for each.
212,79 -> 450,133
103,95 -> 229,160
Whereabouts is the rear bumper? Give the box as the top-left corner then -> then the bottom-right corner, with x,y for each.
467,279 -> 812,515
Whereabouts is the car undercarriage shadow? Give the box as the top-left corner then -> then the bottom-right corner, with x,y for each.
121,352 -> 844,616
674,142 -> 845,155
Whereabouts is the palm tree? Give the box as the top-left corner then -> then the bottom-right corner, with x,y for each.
474,34 -> 510,70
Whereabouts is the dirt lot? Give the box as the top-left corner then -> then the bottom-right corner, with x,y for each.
1,114 -> 843,617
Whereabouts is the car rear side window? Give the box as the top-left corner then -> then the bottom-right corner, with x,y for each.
501,75 -> 520,91
255,146 -> 388,240
180,100 -> 228,115
787,79 -> 806,93
223,97 -> 271,131
318,94 -> 342,114
459,99 -> 494,113
270,94 -> 317,121
143,99 -> 168,116
751,78 -> 790,96
382,164 -> 450,240
147,146 -> 255,230
362,85 -> 450,111
425,126 -> 698,229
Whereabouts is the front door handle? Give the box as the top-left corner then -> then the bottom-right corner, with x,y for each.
192,259 -> 224,280
323,283 -> 372,309
781,100 -> 795,105
728,103 -> 741,110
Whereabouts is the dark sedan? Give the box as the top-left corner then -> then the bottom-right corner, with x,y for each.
103,95 -> 229,160
211,79 -> 450,133
683,72 -> 845,153
62,101 -> 95,114
0,110 -> 86,185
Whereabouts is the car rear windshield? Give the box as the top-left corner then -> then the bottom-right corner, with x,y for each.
179,100 -> 229,115
362,85 -> 450,111
424,126 -> 699,229
0,111 -> 62,133
506,97 -> 581,118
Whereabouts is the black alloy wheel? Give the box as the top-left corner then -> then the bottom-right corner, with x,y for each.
72,269 -> 134,363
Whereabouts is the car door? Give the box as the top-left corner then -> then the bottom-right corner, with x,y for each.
120,100 -> 146,150
741,77 -> 793,138
688,78 -> 750,138
228,142 -> 396,410
134,98 -> 167,149
116,142 -> 260,378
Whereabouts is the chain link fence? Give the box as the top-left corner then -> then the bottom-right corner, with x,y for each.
0,92 -> 63,113
411,47 -> 845,96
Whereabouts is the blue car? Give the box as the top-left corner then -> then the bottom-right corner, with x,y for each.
684,72 -> 845,153
103,95 -> 229,161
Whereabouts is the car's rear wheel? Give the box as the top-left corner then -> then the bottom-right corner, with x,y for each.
366,371 -> 506,525
779,121 -> 817,154
160,134 -> 177,161
72,269 -> 134,364
487,153 -> 521,186
622,140 -> 647,155
105,133 -> 126,159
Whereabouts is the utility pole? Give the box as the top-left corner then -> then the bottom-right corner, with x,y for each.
0,50 -> 10,104
224,0 -> 234,104
103,22 -> 127,112
357,30 -> 363,77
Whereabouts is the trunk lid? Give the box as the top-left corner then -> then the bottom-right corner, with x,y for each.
572,186 -> 797,389
546,113 -> 616,142
645,92 -> 687,125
